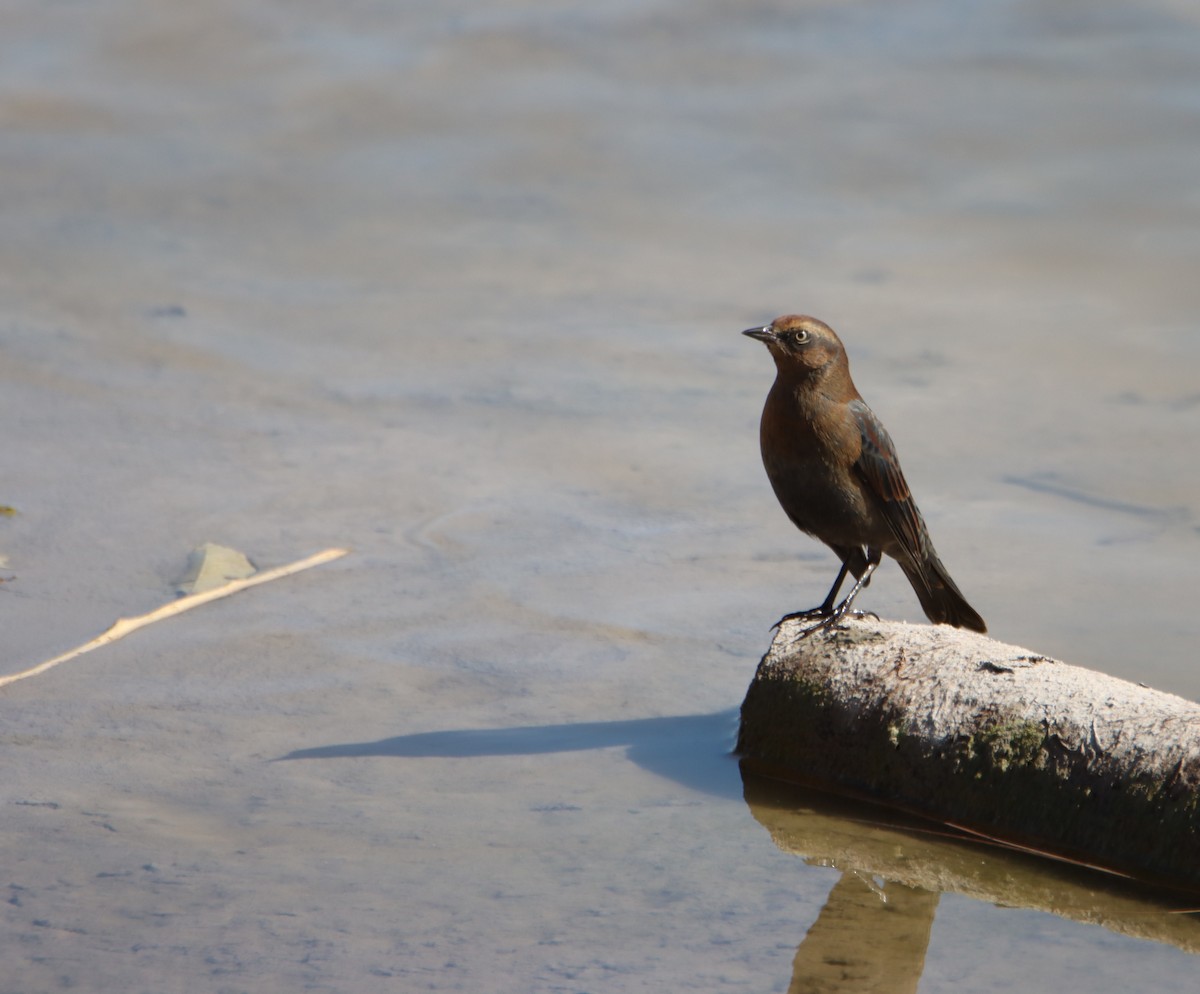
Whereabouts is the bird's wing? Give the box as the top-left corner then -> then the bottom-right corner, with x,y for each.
847,398 -> 929,562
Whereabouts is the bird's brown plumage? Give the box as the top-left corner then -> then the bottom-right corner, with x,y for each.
744,314 -> 986,633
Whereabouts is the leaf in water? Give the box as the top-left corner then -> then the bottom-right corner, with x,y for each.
176,542 -> 257,595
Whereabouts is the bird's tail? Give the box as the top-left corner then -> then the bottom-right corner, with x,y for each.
899,554 -> 987,633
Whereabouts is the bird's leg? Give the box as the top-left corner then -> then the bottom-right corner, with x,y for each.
771,562 -> 849,630
793,559 -> 880,638
778,551 -> 884,638
842,549 -> 883,622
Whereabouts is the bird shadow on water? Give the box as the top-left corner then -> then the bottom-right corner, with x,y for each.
274,708 -> 745,799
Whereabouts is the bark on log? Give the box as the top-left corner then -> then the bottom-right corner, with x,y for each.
736,618 -> 1200,892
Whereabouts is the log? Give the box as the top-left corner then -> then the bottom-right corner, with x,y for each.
736,618 -> 1200,892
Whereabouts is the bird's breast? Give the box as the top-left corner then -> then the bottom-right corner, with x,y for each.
758,378 -> 878,547
758,379 -> 861,466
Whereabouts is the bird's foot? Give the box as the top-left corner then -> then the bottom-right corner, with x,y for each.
772,608 -> 879,638
770,607 -> 831,631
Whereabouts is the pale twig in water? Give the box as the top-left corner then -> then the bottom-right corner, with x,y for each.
0,547 -> 349,690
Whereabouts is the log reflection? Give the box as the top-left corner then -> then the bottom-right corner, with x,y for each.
788,871 -> 937,994
742,765 -> 1200,993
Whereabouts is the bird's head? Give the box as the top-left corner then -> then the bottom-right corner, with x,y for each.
742,315 -> 847,376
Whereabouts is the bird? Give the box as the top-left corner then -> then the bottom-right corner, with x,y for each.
743,314 -> 986,635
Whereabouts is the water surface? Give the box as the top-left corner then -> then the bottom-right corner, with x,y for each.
1,1 -> 1198,990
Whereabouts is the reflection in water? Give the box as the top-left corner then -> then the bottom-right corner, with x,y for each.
742,768 -> 1200,992
788,871 -> 937,994
281,711 -> 1199,991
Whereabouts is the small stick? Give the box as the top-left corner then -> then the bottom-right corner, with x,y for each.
0,547 -> 349,690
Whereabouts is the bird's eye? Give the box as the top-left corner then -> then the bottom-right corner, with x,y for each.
791,329 -> 809,345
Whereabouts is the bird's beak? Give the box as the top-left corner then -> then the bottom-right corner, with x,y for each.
742,325 -> 777,344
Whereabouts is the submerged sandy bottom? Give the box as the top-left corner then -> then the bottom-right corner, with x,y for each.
1,1 -> 1198,989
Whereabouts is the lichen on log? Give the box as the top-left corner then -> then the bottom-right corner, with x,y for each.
736,618 -> 1200,891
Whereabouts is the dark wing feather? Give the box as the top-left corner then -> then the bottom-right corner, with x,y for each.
847,398 -> 930,563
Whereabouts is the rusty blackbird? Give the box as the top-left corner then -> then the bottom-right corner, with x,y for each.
744,315 -> 986,635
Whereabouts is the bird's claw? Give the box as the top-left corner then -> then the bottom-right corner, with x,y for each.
770,607 -> 831,631
772,607 -> 879,637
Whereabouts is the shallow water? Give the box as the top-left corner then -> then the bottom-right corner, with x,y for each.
2,1 -> 1198,990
